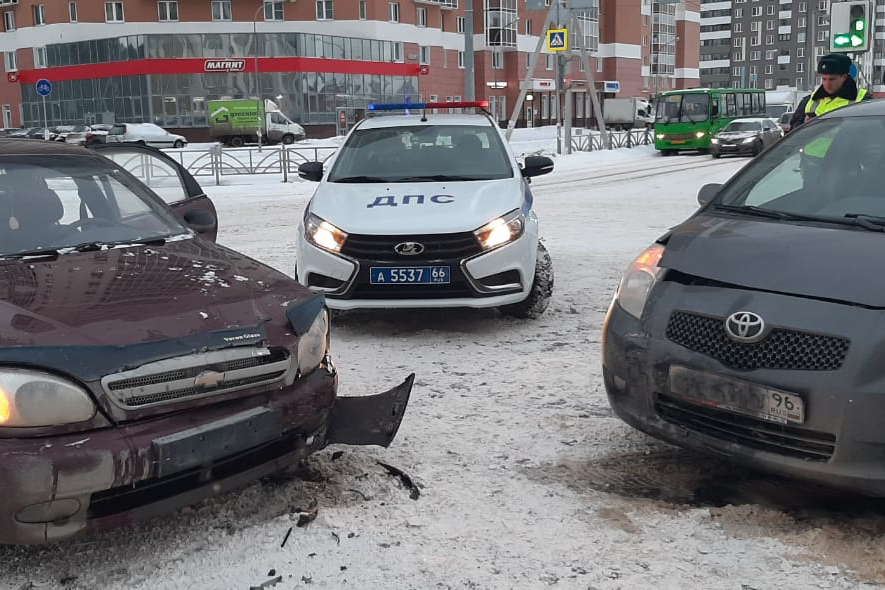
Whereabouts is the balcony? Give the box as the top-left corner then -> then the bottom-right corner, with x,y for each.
415,0 -> 458,8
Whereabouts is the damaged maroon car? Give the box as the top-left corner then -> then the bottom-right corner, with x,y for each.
0,139 -> 413,545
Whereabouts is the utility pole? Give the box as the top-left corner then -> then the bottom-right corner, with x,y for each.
464,1 -> 475,102
555,0 -> 563,154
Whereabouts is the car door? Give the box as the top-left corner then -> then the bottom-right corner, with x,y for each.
90,143 -> 219,241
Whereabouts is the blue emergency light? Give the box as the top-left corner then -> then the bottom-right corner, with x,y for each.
367,101 -> 489,111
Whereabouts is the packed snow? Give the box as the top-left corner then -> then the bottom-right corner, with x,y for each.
4,129 -> 885,590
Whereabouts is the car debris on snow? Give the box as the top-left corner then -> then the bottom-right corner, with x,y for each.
377,462 -> 420,500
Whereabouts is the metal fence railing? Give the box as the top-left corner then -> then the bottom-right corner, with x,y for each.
570,128 -> 654,152
162,145 -> 340,185
157,130 -> 653,185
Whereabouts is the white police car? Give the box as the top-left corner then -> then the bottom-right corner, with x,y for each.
295,101 -> 554,318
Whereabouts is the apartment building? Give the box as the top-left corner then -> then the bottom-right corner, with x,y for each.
700,0 -> 885,99
0,0 -> 700,137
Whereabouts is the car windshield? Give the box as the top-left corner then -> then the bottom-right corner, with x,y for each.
715,115 -> 885,222
724,121 -> 761,132
655,94 -> 710,123
0,155 -> 188,256
327,124 -> 514,182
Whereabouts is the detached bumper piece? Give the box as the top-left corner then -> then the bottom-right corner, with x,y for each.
325,373 -> 415,447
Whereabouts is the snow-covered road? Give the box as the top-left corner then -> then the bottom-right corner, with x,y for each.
4,147 -> 885,590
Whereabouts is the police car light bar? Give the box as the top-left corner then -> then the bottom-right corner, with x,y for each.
367,101 -> 489,111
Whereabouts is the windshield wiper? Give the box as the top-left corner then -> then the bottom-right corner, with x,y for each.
712,204 -> 795,219
392,175 -> 487,182
843,213 -> 885,232
330,175 -> 388,183
0,248 -> 60,260
68,237 -> 169,252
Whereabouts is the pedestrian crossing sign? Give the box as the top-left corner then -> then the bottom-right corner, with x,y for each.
546,29 -> 568,51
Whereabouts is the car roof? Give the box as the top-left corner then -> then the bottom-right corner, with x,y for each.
824,98 -> 885,118
357,113 -> 496,129
728,118 -> 769,123
0,138 -> 106,158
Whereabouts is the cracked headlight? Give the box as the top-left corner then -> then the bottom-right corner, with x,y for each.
297,309 -> 330,375
474,209 -> 525,251
0,369 -> 95,427
615,244 -> 665,319
305,213 -> 347,253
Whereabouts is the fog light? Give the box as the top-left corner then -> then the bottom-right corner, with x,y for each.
16,498 -> 81,524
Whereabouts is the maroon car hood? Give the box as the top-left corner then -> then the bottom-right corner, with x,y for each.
0,238 -> 308,347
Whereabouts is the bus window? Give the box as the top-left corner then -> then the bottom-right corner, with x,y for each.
751,93 -> 762,115
680,93 -> 709,123
725,94 -> 737,118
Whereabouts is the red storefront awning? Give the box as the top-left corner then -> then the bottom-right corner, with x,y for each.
9,56 -> 421,84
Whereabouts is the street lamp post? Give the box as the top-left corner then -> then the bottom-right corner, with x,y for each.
252,0 -> 297,149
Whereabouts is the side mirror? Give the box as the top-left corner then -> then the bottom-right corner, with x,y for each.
183,208 -> 217,236
522,155 -> 554,178
697,183 -> 722,206
298,161 -> 324,182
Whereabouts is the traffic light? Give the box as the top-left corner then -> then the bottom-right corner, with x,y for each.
831,1 -> 870,53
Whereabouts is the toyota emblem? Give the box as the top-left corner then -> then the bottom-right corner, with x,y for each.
394,242 -> 425,256
724,311 -> 766,343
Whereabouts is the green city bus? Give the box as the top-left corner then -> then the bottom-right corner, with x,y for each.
653,88 -> 767,155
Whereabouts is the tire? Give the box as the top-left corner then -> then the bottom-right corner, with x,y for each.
173,139 -> 184,149
281,134 -> 295,145
752,139 -> 763,156
499,242 -> 554,319
697,148 -> 709,155
660,150 -> 674,157
229,136 -> 245,148
711,151 -> 721,159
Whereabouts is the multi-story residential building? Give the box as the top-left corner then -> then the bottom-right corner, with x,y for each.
701,0 -> 885,102
0,0 -> 700,138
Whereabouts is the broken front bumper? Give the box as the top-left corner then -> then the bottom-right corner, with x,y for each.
0,368 -> 414,545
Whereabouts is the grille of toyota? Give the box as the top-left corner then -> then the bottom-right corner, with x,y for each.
102,347 -> 290,408
656,394 -> 836,462
341,232 -> 482,262
665,311 -> 849,371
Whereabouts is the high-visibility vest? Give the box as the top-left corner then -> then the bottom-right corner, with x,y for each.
804,87 -> 867,117
802,87 -> 867,157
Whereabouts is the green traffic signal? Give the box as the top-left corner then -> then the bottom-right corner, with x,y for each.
834,34 -> 851,46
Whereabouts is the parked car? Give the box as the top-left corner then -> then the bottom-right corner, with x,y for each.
0,128 -> 22,137
25,127 -> 55,140
106,122 -> 187,148
778,111 -> 794,134
65,124 -> 111,146
710,117 -> 783,158
603,99 -> 885,496
51,125 -> 77,142
6,128 -> 35,139
0,139 -> 413,545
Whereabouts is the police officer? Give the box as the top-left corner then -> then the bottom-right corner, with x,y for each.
789,54 -> 869,131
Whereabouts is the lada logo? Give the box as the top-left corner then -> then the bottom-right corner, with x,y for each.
724,311 -> 766,343
394,242 -> 425,256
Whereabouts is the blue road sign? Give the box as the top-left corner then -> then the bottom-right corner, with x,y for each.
546,29 -> 568,51
35,78 -> 52,97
